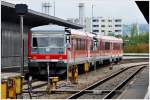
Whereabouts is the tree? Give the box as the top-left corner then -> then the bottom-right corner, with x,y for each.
108,32 -> 114,36
130,24 -> 139,37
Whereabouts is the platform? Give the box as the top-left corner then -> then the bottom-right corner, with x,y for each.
118,66 -> 149,99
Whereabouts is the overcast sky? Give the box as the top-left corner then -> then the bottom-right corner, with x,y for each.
3,0 -> 147,24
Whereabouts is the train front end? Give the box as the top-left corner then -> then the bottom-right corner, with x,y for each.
28,26 -> 68,77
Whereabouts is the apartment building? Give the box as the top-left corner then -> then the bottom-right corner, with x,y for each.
67,17 -> 122,36
92,17 -> 122,35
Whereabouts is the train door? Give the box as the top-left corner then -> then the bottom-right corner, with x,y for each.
65,32 -> 72,63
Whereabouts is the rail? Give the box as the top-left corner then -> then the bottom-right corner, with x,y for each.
67,64 -> 147,99
103,65 -> 146,99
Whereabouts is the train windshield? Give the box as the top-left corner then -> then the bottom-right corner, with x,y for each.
32,34 -> 64,54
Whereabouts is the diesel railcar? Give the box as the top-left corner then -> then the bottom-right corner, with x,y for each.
27,25 -> 123,77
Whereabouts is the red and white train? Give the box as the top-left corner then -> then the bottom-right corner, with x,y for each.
28,25 -> 123,77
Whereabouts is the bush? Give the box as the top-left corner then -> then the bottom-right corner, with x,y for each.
124,43 -> 149,53
123,32 -> 149,53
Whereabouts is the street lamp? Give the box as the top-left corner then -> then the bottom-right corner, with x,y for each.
15,4 -> 28,76
91,4 -> 95,34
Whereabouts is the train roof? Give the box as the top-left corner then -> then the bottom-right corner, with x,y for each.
31,25 -> 65,32
31,25 -> 95,37
31,25 -> 122,42
97,35 -> 123,42
70,29 -> 95,37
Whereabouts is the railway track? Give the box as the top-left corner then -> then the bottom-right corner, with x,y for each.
22,80 -> 48,99
2,58 -> 148,73
19,62 -> 148,99
67,64 -> 147,99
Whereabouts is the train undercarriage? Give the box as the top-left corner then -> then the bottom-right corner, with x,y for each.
27,57 -> 122,80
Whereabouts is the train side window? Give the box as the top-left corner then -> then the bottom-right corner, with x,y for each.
33,37 -> 37,47
71,38 -> 73,50
120,43 -> 122,50
113,43 -> 120,50
113,43 -> 115,50
90,40 -> 94,50
85,39 -> 87,50
74,38 -> 77,50
105,42 -> 110,50
83,39 -> 85,50
75,38 -> 78,50
81,39 -> 82,50
76,38 -> 80,50
79,38 -> 82,50
113,43 -> 116,50
81,39 -> 85,50
77,38 -> 80,50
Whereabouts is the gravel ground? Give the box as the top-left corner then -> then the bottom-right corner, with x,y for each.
20,62 -> 148,99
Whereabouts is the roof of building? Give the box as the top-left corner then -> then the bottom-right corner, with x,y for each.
1,1 -> 83,29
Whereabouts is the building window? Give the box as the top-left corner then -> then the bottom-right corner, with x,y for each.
115,30 -> 121,32
115,19 -> 121,22
93,25 -> 99,27
108,20 -> 112,22
101,20 -> 105,22
93,19 -> 99,22
101,30 -> 105,32
115,25 -> 121,27
108,25 -> 112,27
108,31 -> 112,32
93,30 -> 99,32
101,25 -> 105,27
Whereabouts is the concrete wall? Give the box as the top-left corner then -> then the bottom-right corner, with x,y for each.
1,22 -> 30,68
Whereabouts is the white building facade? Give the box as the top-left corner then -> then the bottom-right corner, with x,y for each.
92,17 -> 122,35
67,17 -> 122,36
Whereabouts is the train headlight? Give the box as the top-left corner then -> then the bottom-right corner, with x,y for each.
45,56 -> 50,59
33,56 -> 37,59
59,56 -> 63,60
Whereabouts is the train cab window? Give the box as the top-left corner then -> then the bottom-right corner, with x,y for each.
32,37 -> 49,47
105,42 -> 110,50
32,35 -> 64,54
